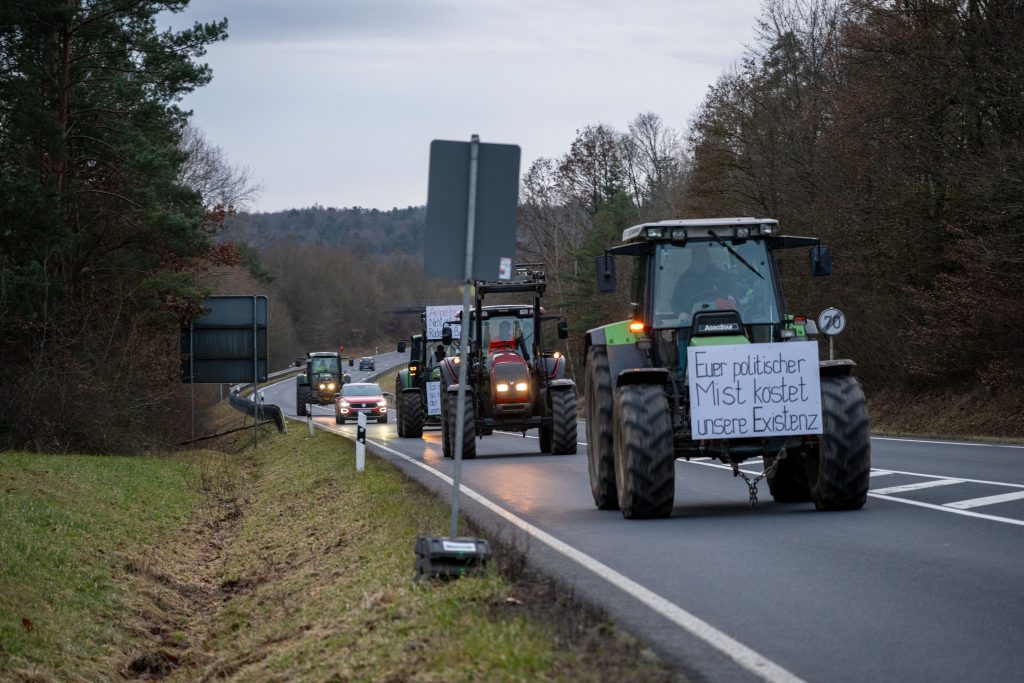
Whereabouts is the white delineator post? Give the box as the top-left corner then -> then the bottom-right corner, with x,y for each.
356,412 -> 366,472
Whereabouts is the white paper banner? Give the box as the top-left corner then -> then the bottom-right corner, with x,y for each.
426,381 -> 442,416
425,305 -> 461,341
687,341 -> 822,440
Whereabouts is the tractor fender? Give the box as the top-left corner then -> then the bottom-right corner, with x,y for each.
819,359 -> 857,377
445,384 -> 474,396
548,378 -> 576,390
616,367 -> 671,388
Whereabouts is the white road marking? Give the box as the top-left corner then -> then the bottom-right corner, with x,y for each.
945,490 -> 1024,510
871,479 -> 966,495
869,470 -> 896,477
366,438 -> 809,683
866,493 -> 1024,527
871,436 -> 1024,449
867,468 -> 1024,489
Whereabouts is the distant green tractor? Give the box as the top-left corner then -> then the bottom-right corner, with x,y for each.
586,217 -> 870,518
296,352 -> 352,416
395,306 -> 459,438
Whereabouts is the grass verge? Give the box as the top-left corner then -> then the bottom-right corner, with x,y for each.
2,407 -> 683,682
0,448 -> 217,680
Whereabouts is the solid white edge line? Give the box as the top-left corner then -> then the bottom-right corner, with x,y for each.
367,438 -> 808,683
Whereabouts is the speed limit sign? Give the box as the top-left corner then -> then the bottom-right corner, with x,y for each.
818,307 -> 846,336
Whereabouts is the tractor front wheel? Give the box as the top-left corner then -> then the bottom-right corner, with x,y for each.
399,391 -> 424,438
550,389 -> 578,455
296,387 -> 309,417
766,449 -> 812,503
446,391 -> 476,460
585,346 -> 618,509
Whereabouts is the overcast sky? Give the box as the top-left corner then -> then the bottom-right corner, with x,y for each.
161,0 -> 764,212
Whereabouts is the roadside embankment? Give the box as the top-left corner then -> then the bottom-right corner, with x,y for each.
1,409 -> 683,682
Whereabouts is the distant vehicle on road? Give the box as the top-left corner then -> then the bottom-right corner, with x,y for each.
335,382 -> 387,424
359,356 -> 375,371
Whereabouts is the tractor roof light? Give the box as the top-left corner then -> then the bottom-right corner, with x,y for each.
629,321 -> 645,334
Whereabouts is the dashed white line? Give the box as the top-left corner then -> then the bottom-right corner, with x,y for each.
945,490 -> 1024,510
871,479 -> 966,495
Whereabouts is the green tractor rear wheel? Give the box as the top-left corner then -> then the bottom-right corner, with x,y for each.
613,383 -> 675,519
809,376 -> 871,510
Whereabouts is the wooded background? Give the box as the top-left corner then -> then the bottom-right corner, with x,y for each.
3,0 -> 1021,452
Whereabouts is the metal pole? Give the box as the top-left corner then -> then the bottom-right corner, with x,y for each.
189,322 -> 195,449
829,336 -> 834,361
450,134 -> 479,540
253,296 -> 258,449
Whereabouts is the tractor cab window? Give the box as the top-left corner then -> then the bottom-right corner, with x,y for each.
310,357 -> 338,375
651,241 -> 780,328
478,314 -> 534,362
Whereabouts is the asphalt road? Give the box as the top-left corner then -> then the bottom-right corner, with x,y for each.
259,357 -> 1024,683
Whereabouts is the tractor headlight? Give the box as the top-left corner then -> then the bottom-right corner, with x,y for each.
514,382 -> 528,392
496,382 -> 510,393
319,382 -> 327,390
327,382 -> 336,391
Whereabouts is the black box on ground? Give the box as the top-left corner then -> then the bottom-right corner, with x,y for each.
415,536 -> 492,579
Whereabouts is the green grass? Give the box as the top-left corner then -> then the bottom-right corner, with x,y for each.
1,418 -> 682,683
0,450 -> 204,680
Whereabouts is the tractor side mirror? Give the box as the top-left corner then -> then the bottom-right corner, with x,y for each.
810,245 -> 832,277
441,326 -> 453,345
557,319 -> 569,339
397,340 -> 407,353
596,254 -> 616,293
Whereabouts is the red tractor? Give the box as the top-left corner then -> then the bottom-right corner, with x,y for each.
437,267 -> 576,459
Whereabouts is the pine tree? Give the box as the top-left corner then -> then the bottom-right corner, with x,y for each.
0,1 -> 228,451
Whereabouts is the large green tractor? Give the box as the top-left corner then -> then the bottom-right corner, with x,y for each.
585,217 -> 870,519
296,352 -> 352,416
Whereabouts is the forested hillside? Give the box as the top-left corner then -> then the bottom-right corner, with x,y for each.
226,205 -> 426,254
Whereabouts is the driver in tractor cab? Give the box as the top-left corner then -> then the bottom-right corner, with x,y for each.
672,243 -> 736,321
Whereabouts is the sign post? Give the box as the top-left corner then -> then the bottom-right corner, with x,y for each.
817,307 -> 846,360
414,135 -> 519,578
181,295 -> 269,448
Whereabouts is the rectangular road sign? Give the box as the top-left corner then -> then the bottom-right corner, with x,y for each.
181,295 -> 268,383
425,139 -> 520,281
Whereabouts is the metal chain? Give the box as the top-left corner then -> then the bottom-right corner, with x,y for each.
730,446 -> 787,509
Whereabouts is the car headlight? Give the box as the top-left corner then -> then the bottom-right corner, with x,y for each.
376,399 -> 386,406
339,400 -> 349,407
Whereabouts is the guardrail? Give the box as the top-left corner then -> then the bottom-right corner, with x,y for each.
229,387 -> 287,433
